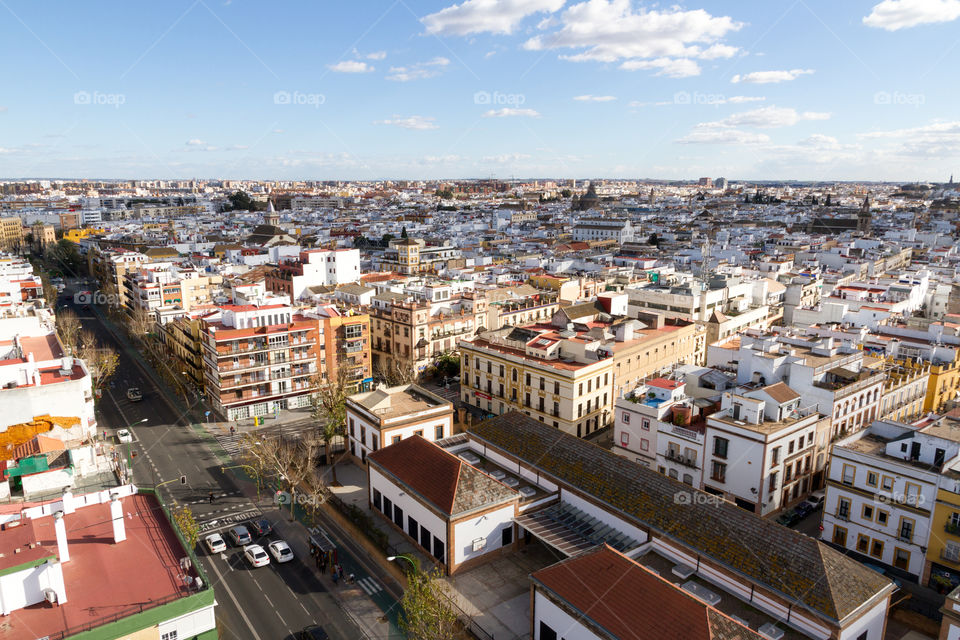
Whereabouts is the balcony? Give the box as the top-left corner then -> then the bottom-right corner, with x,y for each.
665,450 -> 698,468
945,522 -> 960,536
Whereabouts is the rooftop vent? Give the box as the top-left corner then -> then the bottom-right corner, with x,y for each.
459,452 -> 480,465
518,486 -> 536,498
489,469 -> 506,480
502,476 -> 519,487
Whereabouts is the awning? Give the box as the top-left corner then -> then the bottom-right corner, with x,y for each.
514,502 -> 639,557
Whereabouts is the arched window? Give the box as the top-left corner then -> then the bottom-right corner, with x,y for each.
512,368 -> 518,382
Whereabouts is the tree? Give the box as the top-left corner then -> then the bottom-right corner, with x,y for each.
77,329 -> 119,395
374,358 -> 417,387
434,353 -> 460,378
127,305 -> 154,338
172,506 -> 200,549
227,191 -> 254,211
399,567 -> 459,640
560,188 -> 572,198
381,233 -> 395,247
310,367 -> 350,484
56,308 -> 82,353
647,233 -> 660,246
401,226 -> 409,238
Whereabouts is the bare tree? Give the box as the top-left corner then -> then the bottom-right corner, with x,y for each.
76,329 -> 119,395
374,358 -> 418,387
310,367 -> 350,485
56,308 -> 82,353
127,305 -> 154,338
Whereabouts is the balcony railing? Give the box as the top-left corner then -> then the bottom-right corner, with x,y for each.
945,522 -> 960,536
665,450 -> 698,468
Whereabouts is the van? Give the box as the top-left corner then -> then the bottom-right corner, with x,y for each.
804,490 -> 825,510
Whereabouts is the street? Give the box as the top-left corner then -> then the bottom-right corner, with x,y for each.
61,284 -> 403,640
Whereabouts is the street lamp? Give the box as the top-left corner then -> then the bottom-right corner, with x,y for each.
387,554 -> 420,574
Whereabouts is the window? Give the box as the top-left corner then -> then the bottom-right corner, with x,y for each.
512,368 -> 517,382
539,622 -> 558,640
857,534 -> 870,553
554,381 -> 560,394
711,461 -> 727,483
382,496 -> 392,517
877,510 -> 889,526
837,497 -> 850,520
640,439 -> 649,451
392,436 -> 401,445
414,430 -> 423,438
373,489 -> 382,511
881,475 -> 894,491
432,536 -> 445,561
393,506 -> 404,529
842,464 -> 855,485
862,504 -> 874,521
899,517 -> 914,542
867,471 -> 878,487
833,525 -> 848,546
502,526 -> 513,547
435,424 -> 444,440
408,516 -> 419,540
713,437 -> 729,459
769,472 -> 778,491
499,364 -> 504,377
870,539 -> 884,559
622,412 -> 631,424
161,633 -> 178,640
420,525 -> 431,550
526,373 -> 531,386
642,418 -> 650,430
894,547 -> 911,570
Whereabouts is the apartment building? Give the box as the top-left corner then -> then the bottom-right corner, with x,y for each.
710,333 -> 886,439
306,304 -> 372,390
200,304 -> 319,420
158,309 -> 211,390
87,247 -> 146,309
571,217 -> 634,243
822,420 -> 960,580
878,359 -> 930,422
0,217 -> 23,252
376,237 -> 464,275
460,298 -> 703,438
369,290 -> 487,376
929,465 -> 960,592
613,378 -> 691,467
264,248 -> 361,301
484,286 -> 560,330
345,384 -> 453,463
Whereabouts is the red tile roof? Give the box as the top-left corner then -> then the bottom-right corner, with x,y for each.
369,435 -> 461,514
532,545 -> 762,640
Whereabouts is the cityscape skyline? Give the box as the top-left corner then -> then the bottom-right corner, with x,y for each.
1,0 -> 959,181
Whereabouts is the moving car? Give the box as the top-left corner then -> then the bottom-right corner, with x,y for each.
204,533 -> 226,554
246,518 -> 273,537
297,625 -> 329,640
228,525 -> 252,546
268,540 -> 294,563
243,544 -> 270,568
116,429 -> 133,444
126,387 -> 143,402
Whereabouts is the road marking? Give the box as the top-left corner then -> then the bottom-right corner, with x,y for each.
357,577 -> 382,595
204,553 -> 262,640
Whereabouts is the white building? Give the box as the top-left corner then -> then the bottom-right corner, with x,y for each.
572,218 -> 634,244
822,420 -> 960,580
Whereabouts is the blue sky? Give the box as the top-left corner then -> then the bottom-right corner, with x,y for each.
1,0 -> 959,181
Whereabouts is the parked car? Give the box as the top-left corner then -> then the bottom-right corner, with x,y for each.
243,544 -> 270,568
793,501 -> 815,519
246,518 -> 273,537
805,490 -> 825,510
204,533 -> 226,554
776,508 -> 801,527
116,429 -> 133,444
268,540 -> 294,563
228,526 -> 252,546
126,387 -> 143,402
297,625 -> 329,640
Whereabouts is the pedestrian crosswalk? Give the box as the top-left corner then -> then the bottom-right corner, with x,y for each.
215,432 -> 243,458
355,576 -> 382,596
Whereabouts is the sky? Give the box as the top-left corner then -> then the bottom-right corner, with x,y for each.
1,0 -> 959,182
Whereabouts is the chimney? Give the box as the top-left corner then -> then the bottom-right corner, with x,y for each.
61,487 -> 75,515
53,511 -> 69,562
110,494 -> 126,543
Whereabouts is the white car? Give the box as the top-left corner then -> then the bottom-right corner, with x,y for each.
243,544 -> 270,568
116,429 -> 133,444
204,533 -> 226,554
268,540 -> 294,563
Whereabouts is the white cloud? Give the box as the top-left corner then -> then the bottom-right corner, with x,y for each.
186,139 -> 205,146
328,60 -> 374,73
573,95 -> 616,102
676,125 -> 770,144
715,106 -> 830,128
422,0 -> 564,36
482,107 -> 541,118
0,106 -> 7,113
375,115 -> 439,130
863,0 -> 960,30
731,69 -> 814,84
524,0 -> 741,77
481,153 -> 532,163
386,57 -> 451,82
620,57 -> 701,78
366,51 -> 387,60
858,120 -> 960,157
727,95 -> 766,104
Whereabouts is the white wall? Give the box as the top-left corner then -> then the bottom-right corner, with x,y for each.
369,466 -> 447,557
837,597 -> 889,640
0,562 -> 66,614
453,503 -> 515,566
158,603 -> 217,638
533,590 -> 603,640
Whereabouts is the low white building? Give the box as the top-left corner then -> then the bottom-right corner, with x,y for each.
367,435 -> 519,574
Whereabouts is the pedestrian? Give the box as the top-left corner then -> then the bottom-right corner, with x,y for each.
338,565 -> 344,581
208,492 -> 215,504
230,425 -> 235,435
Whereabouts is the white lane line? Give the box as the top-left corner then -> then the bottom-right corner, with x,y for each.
299,601 -> 310,615
204,555 -> 262,640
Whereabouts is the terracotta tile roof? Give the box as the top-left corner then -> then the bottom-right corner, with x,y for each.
470,412 -> 892,622
532,545 -> 763,640
762,382 -> 800,404
368,435 -> 517,517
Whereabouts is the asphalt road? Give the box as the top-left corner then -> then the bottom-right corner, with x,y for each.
61,286 -> 369,640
